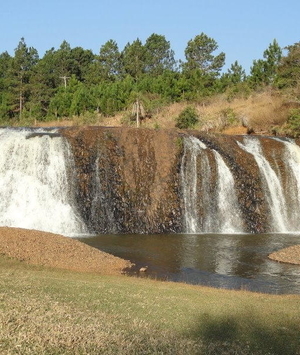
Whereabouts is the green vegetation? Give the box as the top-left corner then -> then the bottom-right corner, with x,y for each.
175,106 -> 199,129
281,109 -> 300,137
1,255 -> 300,354
219,107 -> 239,126
0,35 -> 300,135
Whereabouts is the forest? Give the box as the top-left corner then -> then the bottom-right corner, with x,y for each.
0,33 -> 299,135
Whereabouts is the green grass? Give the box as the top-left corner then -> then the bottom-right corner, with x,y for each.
1,255 -> 300,354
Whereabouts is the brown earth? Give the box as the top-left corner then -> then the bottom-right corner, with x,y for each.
269,245 -> 300,265
0,227 -> 133,274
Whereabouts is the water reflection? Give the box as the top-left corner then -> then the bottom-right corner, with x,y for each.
78,233 -> 300,294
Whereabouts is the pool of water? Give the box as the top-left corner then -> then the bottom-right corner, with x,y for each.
78,233 -> 300,294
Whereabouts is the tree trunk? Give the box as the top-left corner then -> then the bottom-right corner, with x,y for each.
136,99 -> 140,128
19,91 -> 23,120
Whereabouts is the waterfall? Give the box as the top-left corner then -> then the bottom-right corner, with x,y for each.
238,137 -> 288,231
278,138 -> 300,231
237,136 -> 300,233
0,128 -> 87,236
2,126 -> 300,236
213,150 -> 244,233
181,136 -> 244,233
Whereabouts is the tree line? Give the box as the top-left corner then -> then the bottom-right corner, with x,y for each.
0,33 -> 299,123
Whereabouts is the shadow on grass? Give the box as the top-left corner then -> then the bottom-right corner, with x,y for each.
187,313 -> 300,355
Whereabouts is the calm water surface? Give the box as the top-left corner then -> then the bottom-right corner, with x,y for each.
78,233 -> 300,294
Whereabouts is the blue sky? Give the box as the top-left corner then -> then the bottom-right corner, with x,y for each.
0,0 -> 299,73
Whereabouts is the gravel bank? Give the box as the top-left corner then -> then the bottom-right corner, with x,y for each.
0,227 -> 133,274
268,245 -> 300,265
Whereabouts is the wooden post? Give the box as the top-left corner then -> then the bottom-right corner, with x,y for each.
60,76 -> 70,88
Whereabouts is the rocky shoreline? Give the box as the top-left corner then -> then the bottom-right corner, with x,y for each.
0,227 -> 133,274
268,245 -> 300,265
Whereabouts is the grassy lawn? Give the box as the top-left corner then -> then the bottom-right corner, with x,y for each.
0,255 -> 300,354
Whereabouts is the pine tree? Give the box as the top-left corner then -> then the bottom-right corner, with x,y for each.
121,39 -> 147,80
10,38 -> 39,119
98,40 -> 121,81
183,33 -> 225,75
144,34 -> 176,76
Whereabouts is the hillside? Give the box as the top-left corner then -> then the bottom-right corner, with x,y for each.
34,90 -> 299,137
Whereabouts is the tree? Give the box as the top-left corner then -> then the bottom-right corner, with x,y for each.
52,40 -> 74,87
48,75 -> 81,118
144,34 -> 176,76
0,51 -> 13,119
70,46 -> 94,82
263,39 -> 282,84
183,33 -> 225,75
29,49 -> 57,119
249,39 -> 282,87
175,106 -> 199,129
121,39 -> 147,80
70,83 -> 94,116
277,42 -> 300,89
226,61 -> 246,84
10,38 -> 39,119
98,40 -> 121,81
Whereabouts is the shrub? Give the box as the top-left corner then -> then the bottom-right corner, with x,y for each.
218,107 -> 238,130
282,109 -> 300,137
175,106 -> 199,129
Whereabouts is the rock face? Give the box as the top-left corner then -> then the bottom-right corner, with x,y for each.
59,127 -> 300,235
62,127 -> 182,234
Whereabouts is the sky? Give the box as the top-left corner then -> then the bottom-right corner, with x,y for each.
0,0 -> 299,73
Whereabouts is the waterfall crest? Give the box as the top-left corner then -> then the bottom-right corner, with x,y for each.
1,126 -> 300,236
0,128 -> 87,236
181,136 -> 244,233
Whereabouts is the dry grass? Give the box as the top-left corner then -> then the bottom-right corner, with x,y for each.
124,90 -> 289,134
1,255 -> 300,354
34,90 -> 290,136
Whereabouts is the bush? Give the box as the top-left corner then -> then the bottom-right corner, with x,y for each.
219,107 -> 238,127
282,109 -> 300,137
175,106 -> 199,129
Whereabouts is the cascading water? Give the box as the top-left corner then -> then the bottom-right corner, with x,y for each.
213,150 -> 244,233
0,128 -> 87,236
180,136 -> 208,233
282,139 -> 300,229
181,136 -> 244,233
238,137 -> 288,231
238,136 -> 300,232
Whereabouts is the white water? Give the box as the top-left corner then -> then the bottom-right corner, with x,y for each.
238,137 -> 290,232
0,128 -> 87,236
181,136 -> 244,233
279,139 -> 300,230
213,150 -> 244,233
181,136 -> 208,233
